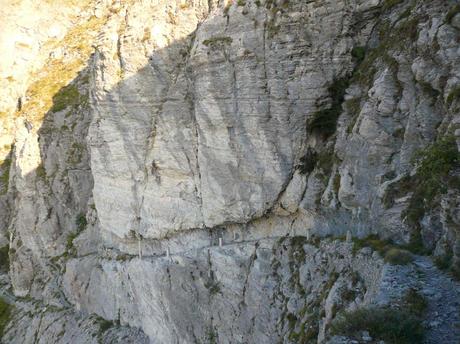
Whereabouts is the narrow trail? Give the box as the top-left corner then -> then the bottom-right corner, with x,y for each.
413,257 -> 460,344
378,255 -> 460,344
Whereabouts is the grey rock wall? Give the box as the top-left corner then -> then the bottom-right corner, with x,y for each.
0,0 -> 459,343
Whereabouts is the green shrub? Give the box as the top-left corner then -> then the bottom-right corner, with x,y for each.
298,149 -> 317,174
0,158 -> 11,195
99,319 -> 113,332
382,0 -> 404,11
66,213 -> 87,254
434,253 -> 452,271
351,46 -> 366,64
403,288 -> 427,315
399,135 -> 460,252
330,307 -> 425,344
316,148 -> 336,176
382,174 -> 413,209
0,246 -> 9,273
434,253 -> 460,281
418,80 -> 440,98
202,36 -> 233,47
446,86 -> 460,105
352,234 -> 392,256
76,213 -> 87,232
0,298 -> 12,337
35,163 -> 47,180
414,135 -> 459,201
204,280 -> 221,295
446,4 -> 460,24
308,77 -> 350,138
51,83 -> 80,113
384,248 -> 413,265
66,232 -> 78,252
206,326 -> 219,344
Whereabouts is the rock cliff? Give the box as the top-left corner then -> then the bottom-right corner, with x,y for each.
0,0 -> 459,343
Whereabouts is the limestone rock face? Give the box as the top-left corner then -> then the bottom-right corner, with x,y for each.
0,0 -> 459,343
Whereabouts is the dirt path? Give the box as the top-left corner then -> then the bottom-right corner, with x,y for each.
377,255 -> 460,343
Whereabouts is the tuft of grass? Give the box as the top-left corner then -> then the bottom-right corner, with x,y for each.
384,248 -> 413,265
204,280 -> 221,295
330,307 -> 425,344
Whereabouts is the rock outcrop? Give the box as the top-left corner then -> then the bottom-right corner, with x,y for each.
0,0 -> 459,343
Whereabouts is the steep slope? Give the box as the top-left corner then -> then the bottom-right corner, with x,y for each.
0,0 -> 459,343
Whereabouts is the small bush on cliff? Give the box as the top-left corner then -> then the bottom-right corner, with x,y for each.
381,135 -> 460,253
50,83 -> 80,113
331,307 -> 425,344
66,213 -> 88,254
446,4 -> 460,24
384,248 -> 413,265
76,213 -> 87,232
0,298 -> 12,337
0,246 -> 9,273
382,0 -> 404,11
446,86 -> 460,106
403,288 -> 427,315
308,77 -> 350,138
434,253 -> 452,271
413,135 -> 459,201
352,234 -> 392,256
351,46 -> 366,64
403,135 -> 460,232
298,149 -> 317,174
0,158 -> 12,195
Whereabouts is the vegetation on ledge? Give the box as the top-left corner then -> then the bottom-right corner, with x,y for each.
331,306 -> 425,344
0,298 -> 13,338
